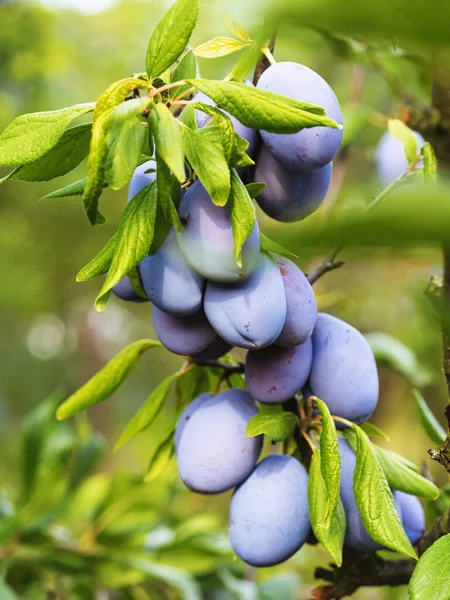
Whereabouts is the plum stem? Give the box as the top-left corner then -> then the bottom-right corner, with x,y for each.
261,46 -> 276,65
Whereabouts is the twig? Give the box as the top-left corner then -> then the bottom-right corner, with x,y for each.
307,246 -> 345,285
253,37 -> 276,86
191,359 -> 244,374
283,397 -> 313,468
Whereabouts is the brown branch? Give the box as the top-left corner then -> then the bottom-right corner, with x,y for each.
307,246 -> 345,285
253,37 -> 276,86
283,397 -> 313,468
191,359 -> 244,374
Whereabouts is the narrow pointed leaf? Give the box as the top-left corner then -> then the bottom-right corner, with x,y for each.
413,389 -> 446,445
229,169 -> 256,267
409,535 -> 450,600
0,103 -> 94,167
156,153 -> 182,232
150,103 -> 185,182
259,232 -> 297,258
422,142 -> 438,183
76,234 -> 119,282
56,340 -> 161,420
171,50 -> 197,98
388,119 -> 418,166
41,177 -> 107,200
146,0 -> 199,80
194,37 -> 249,58
245,182 -> 266,199
144,423 -> 176,481
246,411 -> 297,442
315,397 -> 340,526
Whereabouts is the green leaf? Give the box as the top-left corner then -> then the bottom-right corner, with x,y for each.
373,444 -> 439,500
365,332 -> 433,387
183,125 -> 230,206
77,234 -> 118,282
413,389 -> 446,445
360,422 -> 391,442
4,124 -> 91,183
104,99 -> 150,190
40,177 -> 108,200
149,103 -> 185,183
246,412 -> 297,442
409,534 -> 450,600
193,102 -> 235,162
0,103 -> 94,167
70,433 -> 105,490
388,119 -> 419,167
308,449 -> 346,566
259,232 -> 298,259
115,373 -> 178,450
229,169 -> 257,267
194,37 -> 249,59
146,0 -> 199,80
127,266 -> 148,300
422,142 -> 438,183
21,392 -> 61,501
245,182 -> 266,199
179,104 -> 198,129
56,340 -> 161,420
223,13 -> 252,42
171,50 -> 197,98
94,77 -> 149,118
144,423 -> 176,481
351,426 -> 417,559
95,181 -> 170,311
156,153 -> 182,233
315,398 -> 340,526
187,79 -> 340,133
125,559 -> 201,600
227,43 -> 261,82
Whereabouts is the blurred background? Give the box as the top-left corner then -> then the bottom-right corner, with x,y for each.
0,0 -> 447,598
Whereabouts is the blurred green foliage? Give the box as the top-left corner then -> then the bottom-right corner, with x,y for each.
0,0 -> 450,598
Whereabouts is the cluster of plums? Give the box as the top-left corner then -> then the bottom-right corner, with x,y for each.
112,61 -> 425,567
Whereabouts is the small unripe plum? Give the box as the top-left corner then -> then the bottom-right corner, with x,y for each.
177,180 -> 260,282
204,254 -> 287,349
255,145 -> 332,222
375,130 -> 425,186
152,306 -> 216,356
275,256 -> 317,346
191,336 -> 232,361
396,491 -> 425,544
128,160 -> 156,200
112,276 -> 147,302
245,339 -> 313,404
174,392 -> 212,451
176,388 -> 262,494
257,62 -> 343,173
230,454 -> 311,566
195,80 -> 260,158
339,439 -> 402,551
140,231 -> 205,316
309,314 -> 378,423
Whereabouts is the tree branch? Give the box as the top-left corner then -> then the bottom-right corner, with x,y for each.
253,37 -> 276,86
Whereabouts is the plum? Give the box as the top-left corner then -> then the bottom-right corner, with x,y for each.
176,388 -> 262,494
309,314 -> 378,423
257,62 -> 343,173
128,160 -> 156,200
245,339 -> 313,404
275,256 -> 317,346
152,306 -> 216,356
339,439 -> 402,551
174,392 -> 212,451
195,80 -> 260,158
190,336 -> 232,361
375,130 -> 425,186
396,491 -> 425,544
230,454 -> 310,566
254,146 -> 332,222
140,231 -> 205,316
204,254 -> 287,349
112,276 -> 147,302
177,180 -> 260,282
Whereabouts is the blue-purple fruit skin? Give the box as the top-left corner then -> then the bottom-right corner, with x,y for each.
152,306 -> 216,356
128,160 -> 156,200
195,80 -> 260,158
204,255 -> 287,349
309,313 -> 379,423
375,130 -> 425,186
255,145 -> 332,222
191,336 -> 232,361
176,389 -> 263,494
174,392 -> 212,451
257,62 -> 343,173
140,231 -> 205,316
339,439 -> 402,551
275,256 -> 317,346
230,454 -> 311,566
396,491 -> 425,544
112,276 -> 147,302
177,180 -> 260,282
245,339 -> 313,405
